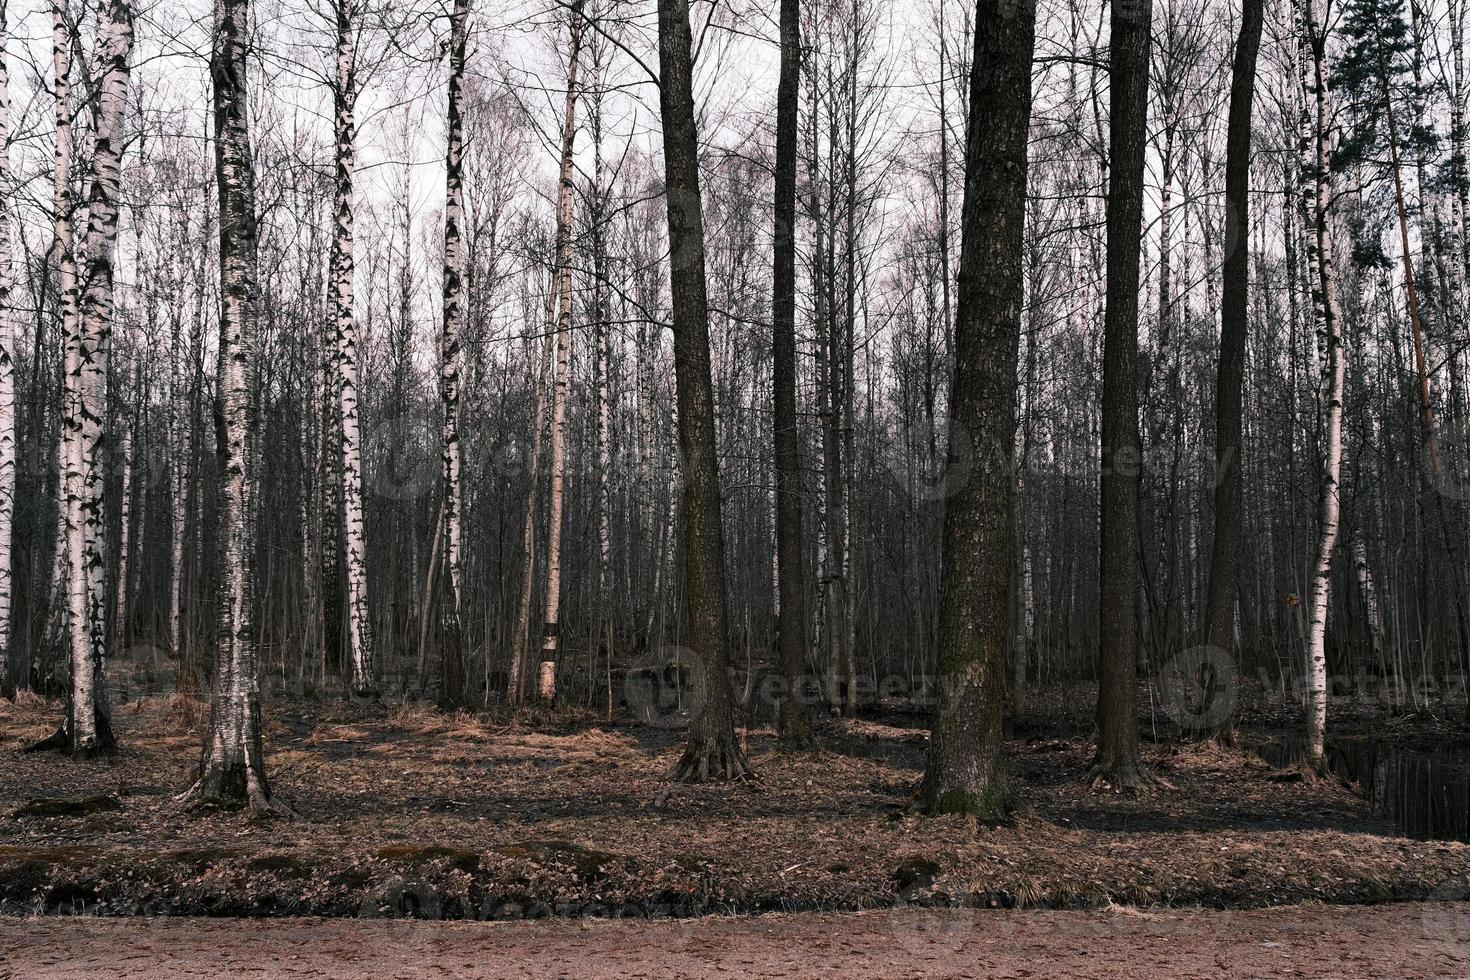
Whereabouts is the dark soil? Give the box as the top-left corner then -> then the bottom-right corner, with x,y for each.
2,691 -> 1468,920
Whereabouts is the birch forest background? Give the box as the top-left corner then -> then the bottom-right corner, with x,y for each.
8,0 -> 1470,958
1,0 -> 1470,809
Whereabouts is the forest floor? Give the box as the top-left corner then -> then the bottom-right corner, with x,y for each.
4,902 -> 1468,978
2,686 -> 1469,921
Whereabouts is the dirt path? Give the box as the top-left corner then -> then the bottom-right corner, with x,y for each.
4,903 -> 1467,979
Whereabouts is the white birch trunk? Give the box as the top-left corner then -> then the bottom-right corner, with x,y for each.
53,0 -> 85,725
111,410 -> 133,660
168,315 -> 188,666
590,52 -> 613,692
1350,532 -> 1385,666
0,0 -> 13,696
332,0 -> 373,697
539,2 -> 586,701
508,327 -> 554,702
1300,0 -> 1344,772
181,0 -> 281,814
440,0 -> 467,675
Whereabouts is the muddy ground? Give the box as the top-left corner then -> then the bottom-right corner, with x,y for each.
2,688 -> 1468,920
4,903 -> 1468,978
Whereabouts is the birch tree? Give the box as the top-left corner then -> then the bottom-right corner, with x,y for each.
36,0 -> 132,756
180,0 -> 283,815
538,0 -> 587,702
439,0 -> 468,704
1299,0 -> 1347,772
330,0 -> 375,698
0,0 -> 13,700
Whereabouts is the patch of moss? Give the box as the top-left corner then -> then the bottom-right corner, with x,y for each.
493,841 -> 621,883
166,847 -> 247,871
375,844 -> 481,872
0,846 -> 98,863
249,853 -> 311,879
11,796 -> 122,819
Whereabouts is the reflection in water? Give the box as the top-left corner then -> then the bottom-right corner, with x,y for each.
1265,738 -> 1470,842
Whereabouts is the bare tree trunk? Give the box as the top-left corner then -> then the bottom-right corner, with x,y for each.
539,0 -> 587,702
169,301 -> 189,670
1092,0 -> 1154,790
1350,531 -> 1385,664
180,0 -> 284,815
0,0 -> 14,699
1200,0 -> 1263,739
507,329 -> 554,703
1301,0 -> 1345,773
657,0 -> 749,781
919,0 -> 1035,818
331,0 -> 374,698
439,0 -> 467,705
589,34 -> 614,714
772,0 -> 812,749
111,413 -> 133,661
42,0 -> 133,757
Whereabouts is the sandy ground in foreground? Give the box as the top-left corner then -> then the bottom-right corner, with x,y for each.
3,903 -> 1468,979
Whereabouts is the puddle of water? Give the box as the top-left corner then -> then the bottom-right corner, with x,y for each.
1263,738 -> 1470,842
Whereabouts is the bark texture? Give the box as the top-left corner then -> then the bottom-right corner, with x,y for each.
772,0 -> 812,750
919,0 -> 1036,819
179,0 -> 284,816
1092,0 -> 1154,791
1200,0 -> 1264,736
657,0 -> 749,782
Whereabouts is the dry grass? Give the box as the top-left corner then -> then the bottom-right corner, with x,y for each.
0,692 -> 1467,920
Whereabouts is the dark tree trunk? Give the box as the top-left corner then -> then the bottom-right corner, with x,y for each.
1092,0 -> 1154,791
1200,0 -> 1264,740
919,0 -> 1036,818
657,0 -> 749,781
772,0 -> 812,751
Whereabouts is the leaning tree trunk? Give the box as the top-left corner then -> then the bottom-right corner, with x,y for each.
772,0 -> 812,750
538,0 -> 586,703
1301,0 -> 1345,773
1092,0 -> 1154,791
179,0 -> 283,816
438,0 -> 467,705
331,0 -> 374,698
1200,0 -> 1263,739
657,0 -> 749,782
919,0 -> 1035,819
0,0 -> 13,700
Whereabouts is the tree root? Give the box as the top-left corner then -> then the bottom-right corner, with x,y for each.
21,729 -> 69,754
669,739 -> 754,783
176,769 -> 297,821
21,727 -> 118,759
1086,752 -> 1172,794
